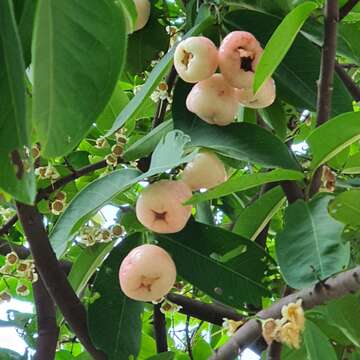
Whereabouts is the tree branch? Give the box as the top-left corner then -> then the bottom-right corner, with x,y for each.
167,293 -> 244,326
209,265 -> 360,360
16,202 -> 106,360
0,159 -> 109,239
33,276 -> 59,360
154,304 -> 168,353
310,0 -> 339,196
335,62 -> 360,101
339,0 -> 359,20
280,181 -> 304,204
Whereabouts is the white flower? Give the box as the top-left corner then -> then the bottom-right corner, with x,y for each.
16,283 -> 30,297
281,299 -> 305,331
222,318 -> 244,336
5,252 -> 19,265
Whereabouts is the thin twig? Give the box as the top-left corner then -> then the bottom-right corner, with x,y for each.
185,315 -> 194,360
335,62 -> 360,101
339,0 -> 359,20
16,202 -> 106,360
209,265 -> 360,360
154,304 -> 168,353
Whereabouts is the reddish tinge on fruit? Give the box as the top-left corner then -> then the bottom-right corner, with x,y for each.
219,31 -> 263,90
119,244 -> 176,302
181,151 -> 228,191
136,180 -> 192,233
174,36 -> 218,83
186,74 -> 239,126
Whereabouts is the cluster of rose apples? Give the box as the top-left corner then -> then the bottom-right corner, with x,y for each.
175,31 -> 276,125
118,2 -> 276,304
119,151 -> 227,302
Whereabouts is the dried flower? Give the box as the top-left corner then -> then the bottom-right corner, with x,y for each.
223,318 -> 245,336
281,299 -> 305,331
95,137 -> 109,149
31,144 -> 41,159
160,299 -> 182,314
17,260 -> 34,275
98,229 -> 112,243
111,224 -> 124,237
0,290 -> 11,303
105,154 -> 117,167
6,251 -> 19,265
279,321 -> 301,349
262,318 -> 283,345
55,191 -> 67,202
16,283 -> 30,297
111,144 -> 124,157
51,199 -> 65,215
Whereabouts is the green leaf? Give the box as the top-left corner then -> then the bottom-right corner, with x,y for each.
254,2 -> 317,92
225,10 -> 353,116
50,130 -> 193,258
173,80 -> 300,170
50,169 -> 141,258
68,242 -> 114,296
146,353 -> 175,360
233,186 -> 285,240
343,152 -> 360,174
258,99 -> 288,140
116,0 -> 137,33
0,0 -> 35,204
96,82 -> 129,133
307,112 -> 360,169
276,195 -> 350,289
106,14 -> 214,136
0,349 -> 22,360
304,320 -> 337,360
323,295 -> 360,347
155,221 -> 268,307
187,169 -> 303,205
88,234 -> 144,360
329,190 -> 360,227
32,0 -> 127,157
123,120 -> 173,161
192,338 -> 213,360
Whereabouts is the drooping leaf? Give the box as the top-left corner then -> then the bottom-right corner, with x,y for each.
173,80 -> 300,170
276,195 -> 350,289
224,10 -> 352,116
123,120 -> 173,161
106,14 -> 214,135
0,0 -> 35,204
32,0 -> 128,157
233,186 -> 285,240
328,190 -> 360,227
187,169 -> 303,205
155,221 -> 268,307
88,234 -> 144,360
253,1 -> 318,92
304,320 -> 337,360
68,242 -> 114,296
307,112 -> 360,169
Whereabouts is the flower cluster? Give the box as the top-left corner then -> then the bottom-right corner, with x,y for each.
50,191 -> 67,216
222,318 -> 245,336
150,81 -> 173,104
262,299 -> 305,349
0,252 -> 37,300
35,163 -> 60,180
78,223 -> 124,247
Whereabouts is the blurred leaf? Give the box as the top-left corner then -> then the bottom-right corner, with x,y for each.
32,0 -> 127,157
0,0 -> 35,204
68,242 -> 114,296
304,320 -> 337,360
258,99 -> 288,140
233,186 -> 285,240
322,295 -> 360,347
173,80 -> 300,171
225,10 -> 352,115
307,112 -> 360,169
96,82 -> 129,132
276,195 -> 350,289
187,169 -> 303,205
146,352 -> 175,360
254,1 -> 318,92
106,14 -> 214,135
155,221 -> 268,307
88,234 -> 143,360
343,152 -> 360,174
192,338 -> 213,359
116,0 -> 137,32
0,349 -> 23,360
329,190 -> 360,226
123,120 -> 173,161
